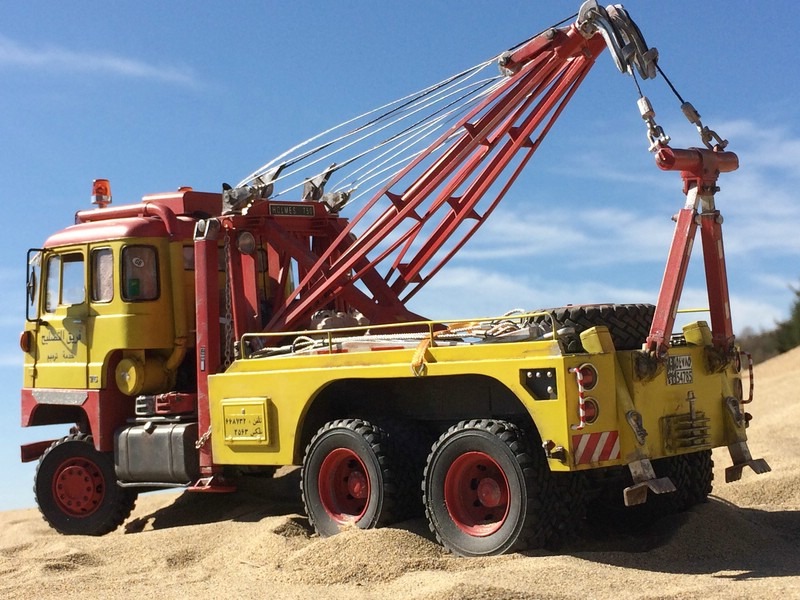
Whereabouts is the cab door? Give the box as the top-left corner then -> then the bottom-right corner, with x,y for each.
34,249 -> 89,389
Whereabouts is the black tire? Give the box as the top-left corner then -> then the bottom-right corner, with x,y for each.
374,419 -> 431,521
589,450 -> 714,524
530,303 -> 655,353
683,450 -> 714,507
651,449 -> 714,513
301,418 -> 405,536
422,419 -> 551,557
34,434 -> 137,536
546,471 -> 589,548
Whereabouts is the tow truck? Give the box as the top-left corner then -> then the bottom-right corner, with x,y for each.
20,2 -> 769,556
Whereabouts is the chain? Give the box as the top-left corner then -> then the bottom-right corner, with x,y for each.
195,425 -> 212,449
223,232 -> 234,368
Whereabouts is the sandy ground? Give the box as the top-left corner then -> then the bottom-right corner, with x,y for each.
1,348 -> 798,600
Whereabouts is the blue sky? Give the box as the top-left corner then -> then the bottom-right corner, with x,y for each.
1,1 -> 798,510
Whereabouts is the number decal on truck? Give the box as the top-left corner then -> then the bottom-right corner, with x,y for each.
666,355 -> 693,385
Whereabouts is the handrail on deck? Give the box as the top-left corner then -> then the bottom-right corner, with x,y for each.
240,310 -> 558,359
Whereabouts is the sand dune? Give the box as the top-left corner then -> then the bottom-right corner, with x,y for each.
2,347 -> 798,599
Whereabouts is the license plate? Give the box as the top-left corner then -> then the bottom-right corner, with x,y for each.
666,354 -> 693,385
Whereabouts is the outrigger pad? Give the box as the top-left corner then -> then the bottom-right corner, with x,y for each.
623,457 -> 677,506
725,441 -> 772,483
623,477 -> 677,507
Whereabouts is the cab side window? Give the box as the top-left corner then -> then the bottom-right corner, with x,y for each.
44,253 -> 86,312
91,248 -> 114,303
122,246 -> 159,301
62,255 -> 86,305
44,255 -> 61,313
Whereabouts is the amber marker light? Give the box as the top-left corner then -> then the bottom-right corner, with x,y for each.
19,330 -> 32,353
92,178 -> 112,208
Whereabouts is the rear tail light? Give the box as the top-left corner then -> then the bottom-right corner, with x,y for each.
570,362 -> 599,430
577,363 -> 598,390
583,398 -> 599,424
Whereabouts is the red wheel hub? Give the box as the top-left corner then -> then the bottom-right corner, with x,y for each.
52,457 -> 105,518
444,451 -> 510,536
318,448 -> 370,524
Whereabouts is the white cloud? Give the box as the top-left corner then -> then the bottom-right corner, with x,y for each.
548,147 -> 669,189
677,285 -> 786,334
408,265 -> 654,321
720,120 -> 800,174
455,206 -> 672,265
0,34 -> 197,86
703,122 -> 800,258
750,273 -> 799,293
406,263 -> 786,334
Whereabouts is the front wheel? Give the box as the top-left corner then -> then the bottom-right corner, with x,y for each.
423,419 -> 551,557
34,434 -> 137,535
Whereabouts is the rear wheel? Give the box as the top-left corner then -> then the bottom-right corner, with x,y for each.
34,434 -> 137,535
423,419 -> 551,556
301,419 -> 407,536
683,450 -> 714,507
589,450 -> 714,524
651,449 -> 714,512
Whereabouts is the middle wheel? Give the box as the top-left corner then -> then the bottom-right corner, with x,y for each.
423,419 -> 551,556
301,418 -> 397,536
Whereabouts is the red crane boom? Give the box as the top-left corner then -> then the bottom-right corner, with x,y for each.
259,6 -> 651,333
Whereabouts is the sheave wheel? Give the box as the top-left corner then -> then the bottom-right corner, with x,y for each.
34,434 -> 137,535
423,419 -> 551,557
301,418 -> 402,536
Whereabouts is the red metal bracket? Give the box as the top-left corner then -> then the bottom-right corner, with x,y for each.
646,146 -> 738,356
263,26 -> 607,333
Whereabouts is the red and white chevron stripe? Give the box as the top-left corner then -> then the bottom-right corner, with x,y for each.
572,430 -> 620,465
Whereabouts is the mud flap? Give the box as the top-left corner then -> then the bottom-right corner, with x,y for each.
725,441 -> 771,483
623,458 -> 677,506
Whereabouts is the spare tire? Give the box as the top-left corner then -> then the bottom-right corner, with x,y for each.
529,303 -> 655,353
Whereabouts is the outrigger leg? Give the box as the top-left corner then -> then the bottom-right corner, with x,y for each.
725,441 -> 771,483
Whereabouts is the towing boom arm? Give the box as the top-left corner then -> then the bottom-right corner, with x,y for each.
259,3 -> 658,333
